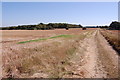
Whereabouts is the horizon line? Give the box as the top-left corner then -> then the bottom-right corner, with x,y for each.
1,22 -> 110,27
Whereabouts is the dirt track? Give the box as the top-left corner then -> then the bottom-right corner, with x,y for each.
63,29 -> 118,78
1,29 -> 119,78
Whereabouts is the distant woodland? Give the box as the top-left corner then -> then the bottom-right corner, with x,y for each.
1,23 -> 82,30
1,21 -> 120,30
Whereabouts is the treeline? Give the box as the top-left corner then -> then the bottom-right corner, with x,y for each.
109,21 -> 120,30
0,23 -> 83,30
1,21 -> 119,30
99,21 -> 120,30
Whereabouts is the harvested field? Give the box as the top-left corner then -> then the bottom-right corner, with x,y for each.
2,28 -> 85,41
100,29 -> 120,54
1,28 -> 119,78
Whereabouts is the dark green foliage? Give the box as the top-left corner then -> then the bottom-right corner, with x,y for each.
1,23 -> 83,30
109,21 -> 120,30
99,26 -> 109,28
99,21 -> 120,30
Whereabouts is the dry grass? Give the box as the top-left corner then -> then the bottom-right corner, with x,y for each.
96,31 -> 118,78
2,28 -> 96,78
2,29 -> 92,78
100,29 -> 120,55
1,28 -> 95,42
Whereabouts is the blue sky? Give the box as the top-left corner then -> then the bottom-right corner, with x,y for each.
2,2 -> 118,27
118,1 -> 120,22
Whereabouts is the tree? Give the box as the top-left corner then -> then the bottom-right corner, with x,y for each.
39,23 -> 44,25
109,21 -> 120,30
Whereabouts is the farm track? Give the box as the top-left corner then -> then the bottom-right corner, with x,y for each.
63,30 -> 118,78
1,29 -> 119,78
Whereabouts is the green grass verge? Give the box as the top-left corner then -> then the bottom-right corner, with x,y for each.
17,35 -> 74,44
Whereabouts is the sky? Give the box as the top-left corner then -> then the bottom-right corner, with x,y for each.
1,2 -> 118,27
1,0 -> 120,2
118,1 -> 120,22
